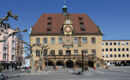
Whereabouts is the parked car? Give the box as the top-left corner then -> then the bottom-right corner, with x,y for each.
0,73 -> 8,80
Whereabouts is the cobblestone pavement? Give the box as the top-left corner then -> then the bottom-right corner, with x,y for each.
6,66 -> 130,80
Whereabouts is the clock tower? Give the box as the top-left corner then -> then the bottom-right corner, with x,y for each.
63,18 -> 73,35
62,15 -> 74,47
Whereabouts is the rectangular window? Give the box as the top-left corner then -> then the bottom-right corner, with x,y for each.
102,42 -> 104,45
126,42 -> 129,45
48,17 -> 52,20
110,54 -> 113,57
78,17 -> 83,20
82,37 -> 87,43
118,42 -> 120,45
36,50 -> 40,56
47,29 -> 51,32
118,54 -> 121,57
81,28 -> 85,32
114,48 -> 116,51
102,49 -> 104,52
3,47 -> 7,52
122,48 -> 125,51
43,38 -> 47,44
106,48 -> 108,52
122,54 -> 125,57
59,38 -> 63,44
110,42 -> 112,45
47,22 -> 52,26
74,37 -> 78,43
118,48 -> 120,51
102,54 -> 104,58
50,50 -> 55,55
12,48 -> 15,53
3,54 -> 7,60
11,55 -> 15,60
105,42 -> 108,45
122,42 -> 125,45
12,35 -> 15,39
66,50 -> 71,55
79,22 -> 84,26
59,50 -> 63,55
91,37 -> 96,44
43,49 -> 47,56
36,38 -> 40,44
12,40 -> 15,46
106,54 -> 108,58
82,50 -> 88,54
74,50 -> 78,55
127,54 -> 129,57
92,49 -> 96,56
126,48 -> 129,51
114,54 -> 117,58
114,42 -> 116,45
110,48 -> 112,52
51,37 -> 55,44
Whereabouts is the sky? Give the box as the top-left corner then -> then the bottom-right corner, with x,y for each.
0,0 -> 130,44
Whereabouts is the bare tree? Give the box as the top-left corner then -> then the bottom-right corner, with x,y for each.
0,28 -> 27,42
21,40 -> 50,72
0,11 -> 18,24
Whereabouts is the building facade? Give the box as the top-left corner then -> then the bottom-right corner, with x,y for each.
15,33 -> 24,68
30,7 -> 103,70
102,40 -> 130,66
0,23 -> 16,70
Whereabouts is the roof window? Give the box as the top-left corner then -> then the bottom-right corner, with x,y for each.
47,22 -> 52,26
78,17 -> 83,20
80,22 -> 84,26
81,28 -> 85,32
47,29 -> 51,32
48,17 -> 52,20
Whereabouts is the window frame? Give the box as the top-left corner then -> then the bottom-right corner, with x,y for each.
36,38 -> 40,44
91,37 -> 96,44
82,37 -> 87,43
43,38 -> 47,44
51,37 -> 55,44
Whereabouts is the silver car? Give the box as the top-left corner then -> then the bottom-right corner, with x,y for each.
0,73 -> 8,80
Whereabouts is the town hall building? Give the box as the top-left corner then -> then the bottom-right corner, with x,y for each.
30,6 -> 103,70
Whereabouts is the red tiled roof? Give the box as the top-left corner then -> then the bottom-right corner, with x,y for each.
31,13 -> 102,35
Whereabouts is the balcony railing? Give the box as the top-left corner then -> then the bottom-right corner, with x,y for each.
46,54 -> 99,61
47,55 -> 82,59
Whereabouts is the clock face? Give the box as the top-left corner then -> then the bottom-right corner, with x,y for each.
65,25 -> 72,32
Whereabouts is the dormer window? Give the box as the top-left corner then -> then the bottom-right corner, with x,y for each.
81,28 -> 85,32
48,17 -> 52,20
78,17 -> 83,20
47,22 -> 52,26
47,29 -> 51,32
80,22 -> 84,26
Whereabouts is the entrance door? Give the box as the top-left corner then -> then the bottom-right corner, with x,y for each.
66,60 -> 74,68
66,50 -> 71,55
88,61 -> 94,67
